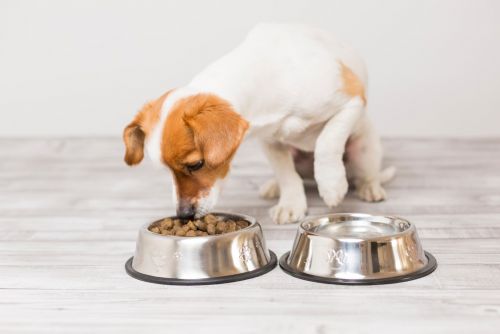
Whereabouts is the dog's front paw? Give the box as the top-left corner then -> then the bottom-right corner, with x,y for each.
259,179 -> 280,199
357,181 -> 386,202
317,176 -> 348,208
270,200 -> 307,224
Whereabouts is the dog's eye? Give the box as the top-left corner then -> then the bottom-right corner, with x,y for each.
186,160 -> 204,172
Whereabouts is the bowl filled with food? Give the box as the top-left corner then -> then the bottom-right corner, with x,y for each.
125,212 -> 277,285
279,213 -> 437,285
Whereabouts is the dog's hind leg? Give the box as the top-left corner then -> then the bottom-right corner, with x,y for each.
314,103 -> 364,208
345,115 -> 395,202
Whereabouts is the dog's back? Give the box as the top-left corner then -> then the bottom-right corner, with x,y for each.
246,23 -> 367,85
190,23 -> 367,125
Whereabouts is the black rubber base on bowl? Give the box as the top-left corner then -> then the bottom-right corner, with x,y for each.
279,251 -> 437,285
125,251 -> 277,286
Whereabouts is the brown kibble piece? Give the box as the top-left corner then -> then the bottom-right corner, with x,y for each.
194,220 -> 207,231
151,226 -> 160,233
186,230 -> 197,237
227,221 -> 237,232
204,214 -> 218,225
207,224 -> 216,235
187,221 -> 197,231
216,221 -> 227,233
161,219 -> 173,229
175,229 -> 186,236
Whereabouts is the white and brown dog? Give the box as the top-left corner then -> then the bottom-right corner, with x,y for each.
123,23 -> 395,224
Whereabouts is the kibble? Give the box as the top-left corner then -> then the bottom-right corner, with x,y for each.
215,221 -> 227,233
207,223 -> 216,235
148,214 -> 250,237
175,229 -> 186,237
194,220 -> 207,231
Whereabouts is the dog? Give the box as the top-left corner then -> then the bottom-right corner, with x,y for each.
123,23 -> 395,224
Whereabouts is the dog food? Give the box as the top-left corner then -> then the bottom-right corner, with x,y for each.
148,214 -> 250,237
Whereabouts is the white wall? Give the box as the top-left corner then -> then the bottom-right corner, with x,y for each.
1,0 -> 499,137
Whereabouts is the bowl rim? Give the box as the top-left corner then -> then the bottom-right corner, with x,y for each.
141,211 -> 258,240
298,212 -> 416,242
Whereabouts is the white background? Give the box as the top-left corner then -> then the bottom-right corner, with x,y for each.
1,0 -> 499,137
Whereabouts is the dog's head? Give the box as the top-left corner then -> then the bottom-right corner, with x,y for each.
123,92 -> 249,218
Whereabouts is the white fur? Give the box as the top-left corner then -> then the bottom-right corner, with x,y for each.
147,23 -> 390,223
195,179 -> 223,217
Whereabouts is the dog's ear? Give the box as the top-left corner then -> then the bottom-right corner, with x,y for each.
123,122 -> 146,165
122,91 -> 173,166
184,95 -> 249,167
123,103 -> 152,166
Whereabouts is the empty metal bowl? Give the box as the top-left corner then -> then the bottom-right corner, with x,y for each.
125,212 -> 277,285
280,213 -> 437,285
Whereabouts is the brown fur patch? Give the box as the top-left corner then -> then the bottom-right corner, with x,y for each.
162,93 -> 249,203
123,90 -> 172,165
340,62 -> 366,105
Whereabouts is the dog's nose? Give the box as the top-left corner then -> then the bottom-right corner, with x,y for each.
176,202 -> 196,219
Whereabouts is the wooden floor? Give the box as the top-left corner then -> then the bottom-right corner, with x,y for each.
1,138 -> 500,333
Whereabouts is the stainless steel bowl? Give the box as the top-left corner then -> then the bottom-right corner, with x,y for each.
125,213 -> 277,285
280,213 -> 437,285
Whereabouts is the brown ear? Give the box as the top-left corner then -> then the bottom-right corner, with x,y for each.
184,96 -> 249,167
122,90 -> 173,166
123,123 -> 145,165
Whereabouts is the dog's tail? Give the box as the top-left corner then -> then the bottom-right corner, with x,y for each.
380,166 -> 397,184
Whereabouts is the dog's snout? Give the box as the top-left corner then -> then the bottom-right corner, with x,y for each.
176,200 -> 196,219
